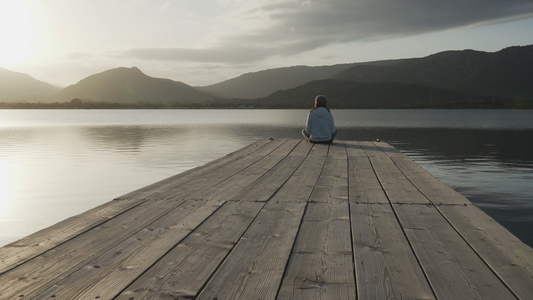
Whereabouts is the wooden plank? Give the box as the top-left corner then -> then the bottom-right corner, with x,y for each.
191,145 -> 328,299
348,156 -> 388,204
115,138 -> 275,200
393,204 -> 516,299
116,201 -> 265,300
438,205 -> 533,299
344,140 -> 367,157
196,142 -> 325,299
196,201 -> 307,300
226,141 -> 312,202
373,141 -> 403,157
278,201 -> 355,299
310,143 -> 348,204
272,143 -> 327,202
278,253 -> 356,300
359,141 -> 386,158
0,198 -> 146,275
32,199 -> 223,299
368,157 -> 421,194
196,140 -> 309,202
362,146 -> 433,205
390,155 -> 471,205
0,198 -> 190,299
278,142 -> 354,299
139,139 -> 296,202
350,203 -> 435,299
371,142 -> 471,205
120,138 -> 288,201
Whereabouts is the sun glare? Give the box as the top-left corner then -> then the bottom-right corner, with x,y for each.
0,1 -> 35,65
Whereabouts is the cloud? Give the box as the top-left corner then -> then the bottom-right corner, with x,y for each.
125,0 -> 533,64
126,46 -> 275,63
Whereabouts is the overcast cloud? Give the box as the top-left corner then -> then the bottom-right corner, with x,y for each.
124,0 -> 533,64
2,0 -> 532,86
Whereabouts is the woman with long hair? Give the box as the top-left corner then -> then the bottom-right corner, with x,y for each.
302,95 -> 337,144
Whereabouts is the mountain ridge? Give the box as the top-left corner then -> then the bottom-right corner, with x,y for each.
0,68 -> 60,102
1,44 -> 532,108
55,67 -> 213,104
332,45 -> 533,99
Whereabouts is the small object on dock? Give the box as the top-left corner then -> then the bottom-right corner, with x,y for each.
0,139 -> 531,300
376,138 -> 380,142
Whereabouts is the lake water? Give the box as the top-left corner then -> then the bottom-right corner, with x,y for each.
1,109 -> 532,247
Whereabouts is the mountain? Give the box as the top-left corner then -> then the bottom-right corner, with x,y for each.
197,63 -> 378,99
251,79 -> 477,108
333,45 -> 533,99
233,45 -> 533,108
3,44 -> 532,108
55,67 -> 213,104
0,68 -> 60,102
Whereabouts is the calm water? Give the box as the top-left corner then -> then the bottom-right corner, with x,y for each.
1,109 -> 532,247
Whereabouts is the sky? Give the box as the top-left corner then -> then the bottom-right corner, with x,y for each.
1,0 -> 533,88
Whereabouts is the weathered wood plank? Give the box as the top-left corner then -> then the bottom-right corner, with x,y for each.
278,202 -> 355,299
389,155 -> 471,205
121,138 -> 288,201
197,140 -> 309,202
227,140 -> 312,202
368,156 -> 430,204
358,141 -> 386,157
116,138 -> 276,200
272,143 -> 327,203
0,198 -> 191,299
309,142 -> 348,204
116,201 -> 265,300
152,139 -> 295,201
278,142 -> 354,299
393,204 -> 516,299
438,205 -> 533,299
344,140 -> 367,157
33,200 -> 223,299
350,203 -> 436,299
348,156 -> 389,204
0,198 -> 146,275
196,201 -> 307,300
278,253 -> 356,300
372,141 -> 471,205
0,139 -> 280,277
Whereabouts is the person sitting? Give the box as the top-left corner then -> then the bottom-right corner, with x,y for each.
302,95 -> 337,144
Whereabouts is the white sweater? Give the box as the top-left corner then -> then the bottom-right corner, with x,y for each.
305,107 -> 337,142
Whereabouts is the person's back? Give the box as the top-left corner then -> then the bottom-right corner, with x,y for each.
302,95 -> 337,144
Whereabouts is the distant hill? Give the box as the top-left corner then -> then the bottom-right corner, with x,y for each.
234,45 -> 533,108
197,63 -> 365,99
0,68 -> 60,102
249,79 -> 480,108
2,44 -> 532,108
55,67 -> 213,104
333,45 -> 533,100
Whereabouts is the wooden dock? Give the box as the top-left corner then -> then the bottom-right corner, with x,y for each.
0,139 -> 532,299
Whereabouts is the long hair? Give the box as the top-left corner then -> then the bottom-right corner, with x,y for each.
310,103 -> 331,112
